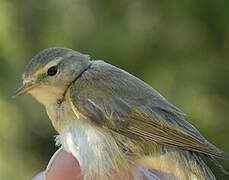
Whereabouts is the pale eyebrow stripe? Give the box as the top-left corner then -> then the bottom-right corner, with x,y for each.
31,57 -> 63,78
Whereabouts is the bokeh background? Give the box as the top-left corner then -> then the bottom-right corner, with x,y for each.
0,0 -> 228,179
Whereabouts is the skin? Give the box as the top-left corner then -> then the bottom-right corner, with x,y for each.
45,150 -> 82,180
33,149 -> 82,180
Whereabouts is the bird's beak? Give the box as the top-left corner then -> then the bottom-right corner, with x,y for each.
13,82 -> 39,98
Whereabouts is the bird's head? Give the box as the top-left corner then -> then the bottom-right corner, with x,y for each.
14,47 -> 90,105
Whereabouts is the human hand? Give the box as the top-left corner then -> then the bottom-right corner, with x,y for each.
33,149 -> 82,180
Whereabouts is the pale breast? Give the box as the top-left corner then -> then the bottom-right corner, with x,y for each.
55,122 -> 130,180
46,94 -> 79,133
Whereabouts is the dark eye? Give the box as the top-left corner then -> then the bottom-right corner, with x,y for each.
47,66 -> 58,76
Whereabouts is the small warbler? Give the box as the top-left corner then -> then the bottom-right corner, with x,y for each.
14,47 -> 228,180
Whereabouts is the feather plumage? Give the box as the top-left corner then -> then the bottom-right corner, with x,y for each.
68,60 -> 228,179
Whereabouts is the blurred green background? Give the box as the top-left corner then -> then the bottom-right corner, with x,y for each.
0,0 -> 228,179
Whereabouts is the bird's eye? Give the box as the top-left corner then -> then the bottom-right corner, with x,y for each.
47,66 -> 58,76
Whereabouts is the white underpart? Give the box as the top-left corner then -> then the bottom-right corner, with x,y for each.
56,122 -> 123,180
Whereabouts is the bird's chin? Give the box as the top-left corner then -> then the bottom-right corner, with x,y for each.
29,86 -> 64,106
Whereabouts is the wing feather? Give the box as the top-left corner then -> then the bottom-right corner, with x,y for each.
69,61 -> 229,160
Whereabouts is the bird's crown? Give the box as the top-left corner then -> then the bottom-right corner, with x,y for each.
23,47 -> 86,78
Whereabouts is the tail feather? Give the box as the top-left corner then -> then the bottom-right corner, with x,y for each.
214,149 -> 229,160
203,140 -> 229,160
207,155 -> 228,175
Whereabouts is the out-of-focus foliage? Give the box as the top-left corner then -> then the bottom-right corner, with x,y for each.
0,0 -> 228,179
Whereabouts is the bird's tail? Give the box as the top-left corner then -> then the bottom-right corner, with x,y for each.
204,140 -> 229,160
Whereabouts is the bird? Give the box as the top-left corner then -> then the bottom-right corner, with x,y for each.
14,47 -> 228,180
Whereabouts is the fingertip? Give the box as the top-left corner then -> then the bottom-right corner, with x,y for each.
46,150 -> 82,180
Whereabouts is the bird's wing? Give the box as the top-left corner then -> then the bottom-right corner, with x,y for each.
69,61 -> 229,159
